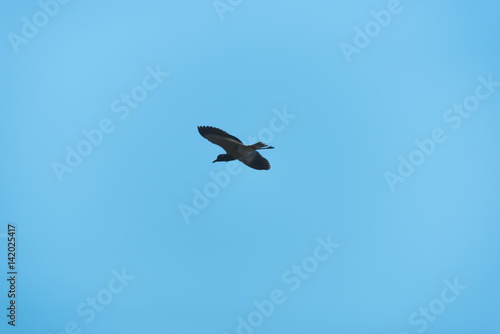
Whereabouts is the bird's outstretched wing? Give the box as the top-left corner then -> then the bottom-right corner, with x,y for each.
239,151 -> 271,170
198,126 -> 243,153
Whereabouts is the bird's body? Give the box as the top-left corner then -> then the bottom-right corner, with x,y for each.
198,126 -> 274,170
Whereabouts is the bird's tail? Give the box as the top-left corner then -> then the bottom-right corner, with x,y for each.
251,142 -> 274,150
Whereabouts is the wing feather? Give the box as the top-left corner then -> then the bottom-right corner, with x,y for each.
198,126 -> 243,153
238,151 -> 271,170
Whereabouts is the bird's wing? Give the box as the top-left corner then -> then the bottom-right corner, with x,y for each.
238,151 -> 271,170
198,126 -> 243,153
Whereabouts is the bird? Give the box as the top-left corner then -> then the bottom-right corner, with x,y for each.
198,126 -> 274,170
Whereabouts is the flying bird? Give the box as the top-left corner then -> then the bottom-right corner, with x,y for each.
198,126 -> 274,170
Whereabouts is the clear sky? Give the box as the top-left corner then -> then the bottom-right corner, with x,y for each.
1,0 -> 499,333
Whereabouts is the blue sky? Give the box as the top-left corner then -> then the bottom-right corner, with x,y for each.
1,0 -> 499,333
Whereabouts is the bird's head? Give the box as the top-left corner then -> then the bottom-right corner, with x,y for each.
213,154 -> 234,163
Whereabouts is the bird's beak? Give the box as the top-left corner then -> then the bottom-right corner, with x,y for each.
212,160 -> 216,163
